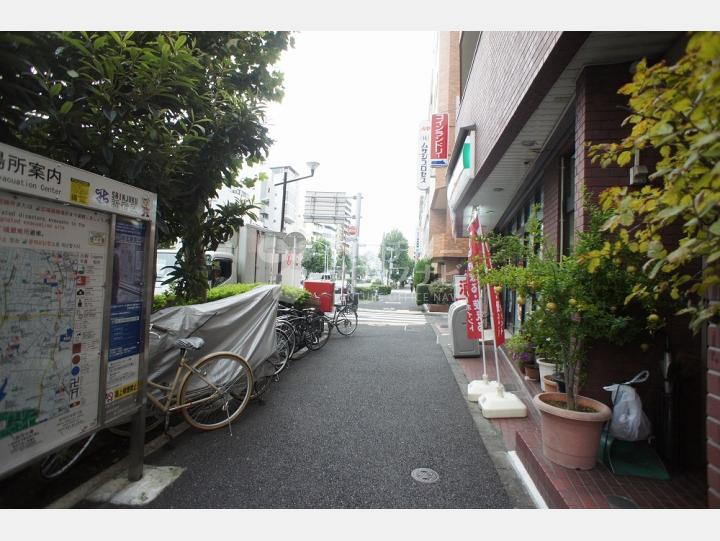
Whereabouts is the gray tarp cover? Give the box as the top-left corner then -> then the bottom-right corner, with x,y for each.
148,284 -> 280,385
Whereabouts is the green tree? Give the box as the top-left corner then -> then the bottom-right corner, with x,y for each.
379,229 -> 413,283
302,237 -> 331,277
588,31 -> 720,332
0,31 -> 292,302
355,254 -> 369,280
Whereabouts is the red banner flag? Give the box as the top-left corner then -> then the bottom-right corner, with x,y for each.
465,215 -> 483,339
477,220 -> 506,346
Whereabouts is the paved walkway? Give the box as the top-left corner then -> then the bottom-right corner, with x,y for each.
83,288 -> 514,508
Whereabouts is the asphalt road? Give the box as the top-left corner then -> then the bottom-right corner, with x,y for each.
83,289 -> 512,508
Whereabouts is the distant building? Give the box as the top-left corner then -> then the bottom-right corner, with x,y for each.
417,32 -> 467,281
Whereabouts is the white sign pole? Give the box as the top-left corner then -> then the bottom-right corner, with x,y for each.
479,281 -> 488,381
486,284 -> 502,389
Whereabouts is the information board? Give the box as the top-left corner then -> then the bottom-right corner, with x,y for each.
104,218 -> 147,421
0,190 -> 110,475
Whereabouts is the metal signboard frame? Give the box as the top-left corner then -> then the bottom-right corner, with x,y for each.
0,142 -> 157,481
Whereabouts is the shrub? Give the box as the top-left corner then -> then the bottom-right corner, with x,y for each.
377,285 -> 392,295
356,285 -> 378,300
153,282 -> 308,312
416,283 -> 431,305
428,281 -> 454,304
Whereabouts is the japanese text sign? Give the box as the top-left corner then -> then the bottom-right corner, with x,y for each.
430,113 -> 448,168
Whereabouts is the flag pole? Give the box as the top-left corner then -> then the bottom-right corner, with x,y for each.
478,273 -> 488,383
486,283 -> 503,390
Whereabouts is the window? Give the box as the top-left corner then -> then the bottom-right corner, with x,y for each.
209,257 -> 233,287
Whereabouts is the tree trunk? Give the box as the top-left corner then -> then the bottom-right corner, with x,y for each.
180,209 -> 209,304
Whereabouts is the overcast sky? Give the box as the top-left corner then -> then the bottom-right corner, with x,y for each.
259,31 -> 435,255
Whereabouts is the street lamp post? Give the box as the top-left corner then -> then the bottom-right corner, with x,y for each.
275,161 -> 319,282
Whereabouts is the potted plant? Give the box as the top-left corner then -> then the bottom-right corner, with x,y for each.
475,205 -> 655,469
505,331 -> 538,380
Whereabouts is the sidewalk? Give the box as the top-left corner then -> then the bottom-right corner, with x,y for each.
71,289 -> 517,508
430,319 -> 707,509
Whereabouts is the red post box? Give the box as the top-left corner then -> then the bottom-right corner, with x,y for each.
303,280 -> 335,313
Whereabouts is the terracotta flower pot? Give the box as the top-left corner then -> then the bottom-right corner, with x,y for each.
532,392 -> 612,470
542,375 -> 559,393
524,364 -> 540,381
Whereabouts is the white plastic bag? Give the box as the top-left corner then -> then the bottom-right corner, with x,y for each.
605,384 -> 652,442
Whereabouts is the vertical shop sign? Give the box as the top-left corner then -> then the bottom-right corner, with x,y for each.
465,215 -> 483,339
417,121 -> 430,189
105,218 -> 146,420
430,113 -> 449,167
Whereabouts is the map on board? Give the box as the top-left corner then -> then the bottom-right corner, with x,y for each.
0,191 -> 109,475
0,249 -> 80,439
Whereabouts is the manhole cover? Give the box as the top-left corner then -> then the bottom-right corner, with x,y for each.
606,495 -> 638,508
411,468 -> 440,484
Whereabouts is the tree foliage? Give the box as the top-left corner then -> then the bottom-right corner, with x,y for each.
302,237 -> 332,276
0,31 -> 292,302
588,31 -> 720,332
379,229 -> 413,282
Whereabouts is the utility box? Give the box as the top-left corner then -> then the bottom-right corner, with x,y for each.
304,280 -> 334,312
448,299 -> 482,357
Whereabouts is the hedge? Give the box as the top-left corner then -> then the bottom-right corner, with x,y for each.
356,284 -> 392,298
416,283 -> 431,305
153,283 -> 310,312
428,281 -> 454,305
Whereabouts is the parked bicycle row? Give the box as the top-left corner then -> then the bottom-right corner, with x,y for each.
35,292 -> 359,481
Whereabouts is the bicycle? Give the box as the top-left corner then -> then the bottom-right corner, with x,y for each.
39,325 -> 255,479
277,306 -> 330,356
317,292 -> 358,336
329,302 -> 358,336
142,325 -> 254,431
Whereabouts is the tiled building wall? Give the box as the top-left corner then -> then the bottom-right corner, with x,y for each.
574,63 -> 634,232
457,32 -> 562,181
427,31 -> 467,275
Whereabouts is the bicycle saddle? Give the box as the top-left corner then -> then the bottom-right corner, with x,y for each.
175,337 -> 205,350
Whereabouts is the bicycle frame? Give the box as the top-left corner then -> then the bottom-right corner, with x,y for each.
145,349 -> 236,416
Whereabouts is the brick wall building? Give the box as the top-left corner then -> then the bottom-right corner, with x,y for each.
445,31 -> 713,507
421,32 -> 467,282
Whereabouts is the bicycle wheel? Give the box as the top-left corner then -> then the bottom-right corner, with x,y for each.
335,306 -> 358,336
179,352 -> 253,430
271,327 -> 291,375
306,315 -> 331,351
40,432 -> 96,479
276,319 -> 296,357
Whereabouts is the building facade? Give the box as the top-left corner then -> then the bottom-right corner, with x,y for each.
420,32 -> 468,281
446,31 -> 714,507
